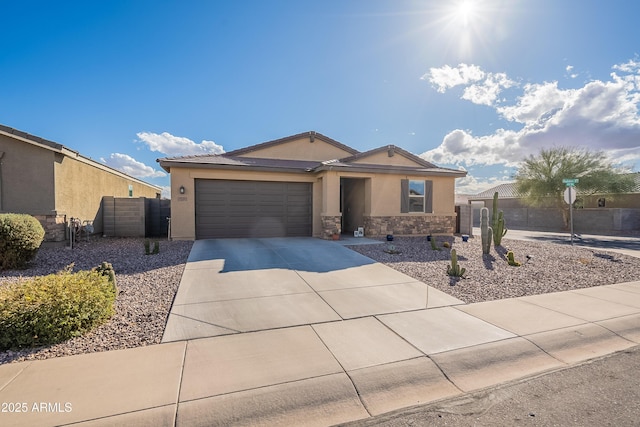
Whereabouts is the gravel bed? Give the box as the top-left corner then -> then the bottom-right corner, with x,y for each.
0,238 -> 192,365
347,236 -> 640,304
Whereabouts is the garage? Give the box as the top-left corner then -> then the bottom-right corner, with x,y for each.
195,179 -> 312,239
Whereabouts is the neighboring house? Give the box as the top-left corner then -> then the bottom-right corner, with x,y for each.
470,178 -> 640,209
0,124 -> 162,241
158,131 -> 466,240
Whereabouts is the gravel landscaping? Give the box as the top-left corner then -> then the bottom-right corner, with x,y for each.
1,234 -> 638,365
0,238 -> 192,364
347,235 -> 640,304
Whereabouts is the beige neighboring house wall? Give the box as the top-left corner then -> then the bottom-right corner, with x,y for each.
159,131 -> 466,240
0,125 -> 161,241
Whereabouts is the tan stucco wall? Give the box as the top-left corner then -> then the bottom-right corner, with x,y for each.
351,151 -> 423,167
54,154 -> 161,232
338,171 -> 456,216
240,136 -> 354,161
0,134 -> 56,214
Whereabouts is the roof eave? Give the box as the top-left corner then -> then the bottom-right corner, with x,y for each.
156,160 -> 315,175
314,164 -> 467,177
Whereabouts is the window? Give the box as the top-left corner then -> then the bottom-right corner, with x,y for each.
409,180 -> 425,212
401,179 -> 433,213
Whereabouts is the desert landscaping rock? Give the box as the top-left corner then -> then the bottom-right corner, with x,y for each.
347,236 -> 640,304
0,238 -> 192,364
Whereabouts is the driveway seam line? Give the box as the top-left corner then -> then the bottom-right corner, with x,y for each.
169,313 -> 241,334
174,341 -> 189,426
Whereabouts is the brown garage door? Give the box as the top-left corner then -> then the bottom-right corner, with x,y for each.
195,179 -> 312,239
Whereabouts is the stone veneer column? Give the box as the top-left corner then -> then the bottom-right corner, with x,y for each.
33,214 -> 67,242
321,215 -> 342,239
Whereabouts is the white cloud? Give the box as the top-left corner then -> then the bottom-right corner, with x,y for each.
136,131 -> 225,156
565,65 -> 578,79
102,153 -> 166,178
462,72 -> 515,106
423,64 -> 485,93
422,60 -> 640,169
425,64 -> 515,106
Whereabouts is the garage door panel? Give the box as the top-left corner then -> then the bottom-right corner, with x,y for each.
195,179 -> 312,239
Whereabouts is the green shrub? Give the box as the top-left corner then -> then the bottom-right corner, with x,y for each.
144,240 -> 160,255
0,266 -> 117,350
0,213 -> 45,270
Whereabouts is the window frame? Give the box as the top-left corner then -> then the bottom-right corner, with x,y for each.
400,179 -> 433,213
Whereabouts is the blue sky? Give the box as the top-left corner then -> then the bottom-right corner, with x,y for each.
2,0 -> 640,198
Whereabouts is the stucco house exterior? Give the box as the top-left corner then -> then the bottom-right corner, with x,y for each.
0,124 -> 162,241
158,131 -> 466,240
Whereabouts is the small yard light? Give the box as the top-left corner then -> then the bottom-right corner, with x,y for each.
179,185 -> 185,194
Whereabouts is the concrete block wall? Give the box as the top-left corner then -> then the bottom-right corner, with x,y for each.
102,196 -> 146,237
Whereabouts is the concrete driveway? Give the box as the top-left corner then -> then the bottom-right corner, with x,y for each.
162,237 -> 463,342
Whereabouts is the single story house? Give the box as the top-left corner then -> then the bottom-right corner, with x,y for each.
158,131 -> 466,240
0,124 -> 162,241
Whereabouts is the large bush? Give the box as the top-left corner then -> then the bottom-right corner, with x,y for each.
0,213 -> 45,270
0,266 -> 117,350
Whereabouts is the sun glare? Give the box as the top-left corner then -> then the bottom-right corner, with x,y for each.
455,1 -> 477,27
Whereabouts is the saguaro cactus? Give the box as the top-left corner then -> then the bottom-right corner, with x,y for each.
491,192 -> 507,246
480,207 -> 493,255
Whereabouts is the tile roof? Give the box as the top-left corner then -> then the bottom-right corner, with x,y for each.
471,173 -> 640,199
471,183 -> 521,199
0,124 -> 65,152
158,132 -> 467,178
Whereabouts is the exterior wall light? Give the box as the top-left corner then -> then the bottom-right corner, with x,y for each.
179,186 -> 185,194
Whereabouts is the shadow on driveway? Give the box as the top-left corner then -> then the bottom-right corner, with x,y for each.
187,237 -> 376,273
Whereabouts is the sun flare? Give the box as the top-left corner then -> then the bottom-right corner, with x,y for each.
455,0 -> 477,27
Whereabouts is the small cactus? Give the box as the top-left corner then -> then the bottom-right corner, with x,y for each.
443,241 -> 451,249
492,192 -> 508,246
430,237 -> 441,251
506,250 -> 521,267
480,207 -> 493,255
447,249 -> 466,278
92,261 -> 117,290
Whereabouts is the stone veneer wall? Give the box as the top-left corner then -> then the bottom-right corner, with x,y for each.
33,214 -> 67,242
320,215 -> 342,239
363,215 -> 456,236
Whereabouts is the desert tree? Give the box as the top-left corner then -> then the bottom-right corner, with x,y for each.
515,147 -> 636,228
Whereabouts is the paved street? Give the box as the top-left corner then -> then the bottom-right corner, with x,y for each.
341,344 -> 640,426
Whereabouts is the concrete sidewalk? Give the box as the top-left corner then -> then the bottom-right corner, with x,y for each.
1,239 -> 639,426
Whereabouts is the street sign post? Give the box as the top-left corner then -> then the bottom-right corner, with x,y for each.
562,178 -> 579,186
563,179 -> 579,245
